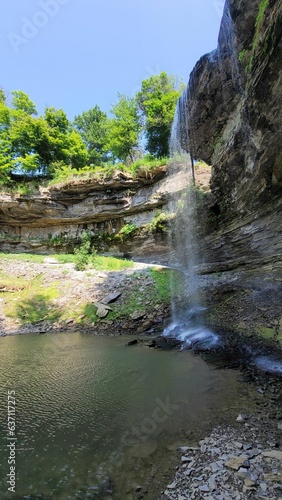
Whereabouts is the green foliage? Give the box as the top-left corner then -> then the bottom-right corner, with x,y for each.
107,94 -> 142,163
246,0 -> 269,72
238,49 -> 248,64
91,255 -> 134,271
83,303 -> 98,323
130,155 -> 168,175
0,252 -> 46,263
73,106 -> 109,165
74,231 -> 93,271
0,71 -> 183,185
149,268 -> 173,303
145,211 -> 171,234
14,294 -> 61,324
11,90 -> 37,115
0,92 -> 88,181
117,223 -> 138,241
256,0 -> 269,30
137,72 -> 184,158
3,274 -> 61,325
47,153 -> 169,187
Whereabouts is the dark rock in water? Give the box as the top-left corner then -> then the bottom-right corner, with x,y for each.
126,339 -> 139,346
149,336 -> 182,350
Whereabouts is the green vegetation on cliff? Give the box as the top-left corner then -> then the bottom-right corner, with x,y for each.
242,0 -> 269,72
0,72 -> 183,187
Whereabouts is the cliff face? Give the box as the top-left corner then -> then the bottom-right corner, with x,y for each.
183,0 -> 282,216
0,167 -> 188,258
179,0 -> 282,343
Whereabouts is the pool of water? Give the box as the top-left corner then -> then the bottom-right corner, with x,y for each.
0,332 -> 259,499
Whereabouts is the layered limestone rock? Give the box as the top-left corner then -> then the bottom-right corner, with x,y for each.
171,0 -> 282,342
0,166 -> 188,257
184,0 -> 282,215
178,0 -> 282,271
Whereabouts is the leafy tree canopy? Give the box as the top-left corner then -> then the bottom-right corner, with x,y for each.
0,71 -> 184,185
73,106 -> 109,165
0,90 -> 87,181
137,71 -> 184,157
107,94 -> 142,163
11,90 -> 37,116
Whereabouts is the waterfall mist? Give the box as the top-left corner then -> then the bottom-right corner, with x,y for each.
163,94 -> 218,349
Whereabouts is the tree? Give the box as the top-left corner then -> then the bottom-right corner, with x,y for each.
73,106 -> 109,165
44,107 -> 88,171
0,94 -> 88,179
0,99 -> 13,182
137,72 -> 183,157
107,94 -> 142,163
44,107 -> 69,132
11,90 -> 37,115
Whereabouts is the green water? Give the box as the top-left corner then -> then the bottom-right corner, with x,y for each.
0,332 -> 258,499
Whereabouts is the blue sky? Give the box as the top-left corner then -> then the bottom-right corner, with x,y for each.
0,0 -> 224,120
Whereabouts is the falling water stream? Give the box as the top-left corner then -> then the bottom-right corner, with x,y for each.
163,95 -> 218,348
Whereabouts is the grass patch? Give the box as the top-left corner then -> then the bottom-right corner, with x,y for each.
0,251 -> 134,272
47,156 -> 169,188
150,268 -> 182,303
53,253 -> 134,271
102,268 -> 179,323
52,254 -> 77,264
83,304 -> 99,323
14,293 -> 61,324
0,252 -> 46,263
91,255 -> 134,271
3,275 -> 61,325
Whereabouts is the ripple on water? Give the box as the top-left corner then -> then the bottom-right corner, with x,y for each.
0,332 -> 260,499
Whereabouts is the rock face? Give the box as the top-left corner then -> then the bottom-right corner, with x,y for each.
183,0 -> 282,217
174,0 -> 282,276
0,167 -> 188,257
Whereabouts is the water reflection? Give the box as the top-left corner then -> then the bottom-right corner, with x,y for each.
0,332 -> 258,499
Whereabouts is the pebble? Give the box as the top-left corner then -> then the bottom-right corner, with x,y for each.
162,418 -> 282,500
262,450 -> 282,460
236,414 -> 246,423
199,484 -> 209,492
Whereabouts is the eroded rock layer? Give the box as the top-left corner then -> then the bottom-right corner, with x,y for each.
184,0 -> 282,216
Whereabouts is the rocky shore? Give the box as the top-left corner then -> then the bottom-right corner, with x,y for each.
0,255 -> 171,337
161,420 -> 282,500
160,365 -> 282,500
1,254 -> 282,500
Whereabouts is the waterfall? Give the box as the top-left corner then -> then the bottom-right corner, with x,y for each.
217,0 -> 244,98
163,93 -> 218,349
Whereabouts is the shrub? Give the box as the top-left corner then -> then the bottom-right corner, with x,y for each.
145,212 -> 171,234
74,231 -> 94,271
117,223 -> 138,242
